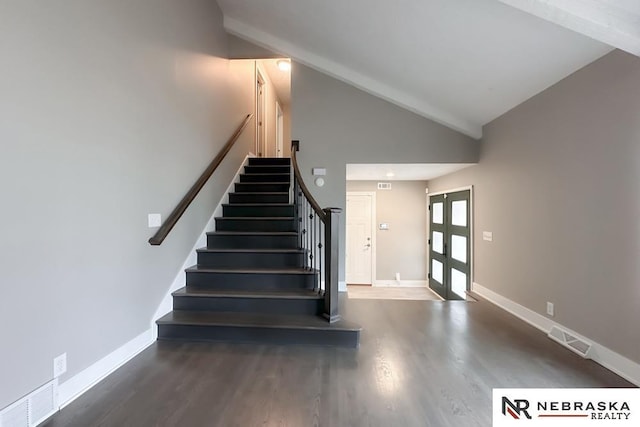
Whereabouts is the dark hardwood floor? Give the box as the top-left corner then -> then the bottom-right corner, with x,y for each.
44,298 -> 634,427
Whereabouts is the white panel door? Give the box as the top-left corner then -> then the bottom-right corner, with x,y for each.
346,194 -> 373,284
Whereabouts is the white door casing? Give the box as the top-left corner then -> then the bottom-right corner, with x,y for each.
346,192 -> 376,284
256,66 -> 266,157
276,102 -> 284,158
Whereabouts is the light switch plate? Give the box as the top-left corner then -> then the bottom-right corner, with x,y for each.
483,231 -> 493,241
379,223 -> 389,230
148,213 -> 162,228
312,167 -> 326,176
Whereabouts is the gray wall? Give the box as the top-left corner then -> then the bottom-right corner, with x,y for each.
228,34 -> 282,59
0,0 -> 254,408
283,104 -> 292,158
427,50 -> 640,363
346,181 -> 429,281
291,63 -> 479,281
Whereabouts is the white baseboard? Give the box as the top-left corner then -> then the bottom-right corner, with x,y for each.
58,328 -> 154,409
472,282 -> 640,387
55,154 -> 256,411
150,153 -> 254,333
373,280 -> 428,288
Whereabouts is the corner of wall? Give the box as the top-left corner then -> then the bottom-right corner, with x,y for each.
472,282 -> 640,387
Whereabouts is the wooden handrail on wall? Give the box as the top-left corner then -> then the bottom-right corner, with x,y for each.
149,114 -> 253,246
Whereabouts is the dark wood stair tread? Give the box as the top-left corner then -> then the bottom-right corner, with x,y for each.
186,265 -> 317,275
157,310 -> 360,332
241,173 -> 290,177
236,182 -> 291,185
222,203 -> 293,207
207,231 -> 297,236
196,248 -> 304,254
172,287 -> 322,299
230,192 -> 289,195
215,216 -> 295,220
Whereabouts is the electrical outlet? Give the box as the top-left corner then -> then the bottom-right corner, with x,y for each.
53,353 -> 67,378
546,302 -> 554,317
395,272 -> 401,281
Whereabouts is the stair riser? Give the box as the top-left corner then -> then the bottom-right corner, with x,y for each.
244,165 -> 290,174
235,183 -> 290,193
197,251 -> 305,269
157,324 -> 359,347
229,193 -> 289,204
207,234 -> 298,249
240,174 -> 290,183
223,205 -> 295,217
186,271 -> 316,290
172,296 -> 322,315
216,219 -> 296,232
248,158 -> 291,166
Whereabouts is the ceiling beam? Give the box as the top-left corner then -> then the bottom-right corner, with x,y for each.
497,0 -> 640,56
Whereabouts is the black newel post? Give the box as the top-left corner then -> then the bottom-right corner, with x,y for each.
323,207 -> 342,323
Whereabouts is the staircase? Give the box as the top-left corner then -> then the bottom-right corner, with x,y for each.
156,157 -> 360,347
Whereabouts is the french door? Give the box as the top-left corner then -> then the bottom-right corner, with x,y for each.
428,189 -> 471,300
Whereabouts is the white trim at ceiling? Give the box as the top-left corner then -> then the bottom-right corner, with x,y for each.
223,16 -> 483,139
498,0 -> 640,56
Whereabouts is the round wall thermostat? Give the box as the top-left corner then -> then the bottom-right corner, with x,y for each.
315,177 -> 325,187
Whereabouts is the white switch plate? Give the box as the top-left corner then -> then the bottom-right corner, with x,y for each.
53,353 -> 67,378
148,213 -> 162,228
546,302 -> 554,317
483,231 -> 493,241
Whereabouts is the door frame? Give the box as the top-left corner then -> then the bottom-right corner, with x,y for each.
275,101 -> 284,158
255,65 -> 266,157
427,185 -> 474,295
346,191 -> 377,285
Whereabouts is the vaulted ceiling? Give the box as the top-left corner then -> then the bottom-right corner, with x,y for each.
217,0 -> 640,138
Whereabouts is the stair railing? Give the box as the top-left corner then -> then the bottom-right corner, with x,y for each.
149,114 -> 253,246
291,140 -> 341,323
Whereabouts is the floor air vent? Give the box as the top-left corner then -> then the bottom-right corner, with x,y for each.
548,326 -> 593,358
0,380 -> 58,427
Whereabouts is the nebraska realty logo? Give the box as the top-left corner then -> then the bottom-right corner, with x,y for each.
493,389 -> 640,426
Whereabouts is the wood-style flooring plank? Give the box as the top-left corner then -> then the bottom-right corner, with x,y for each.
44,298 -> 634,427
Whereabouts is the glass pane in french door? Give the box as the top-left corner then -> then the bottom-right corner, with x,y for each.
432,202 -> 444,224
432,231 -> 444,254
451,268 -> 467,299
451,235 -> 467,263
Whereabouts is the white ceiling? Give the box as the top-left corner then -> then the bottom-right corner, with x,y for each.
216,0 -> 630,138
258,59 -> 291,107
346,164 -> 474,181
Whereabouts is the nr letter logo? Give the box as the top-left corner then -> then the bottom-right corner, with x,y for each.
502,397 -> 532,420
